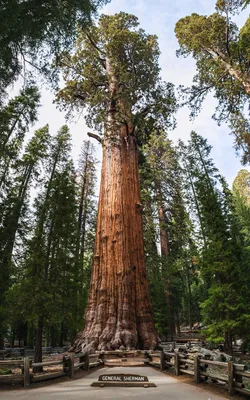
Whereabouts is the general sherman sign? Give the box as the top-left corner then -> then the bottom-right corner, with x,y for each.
98,374 -> 149,382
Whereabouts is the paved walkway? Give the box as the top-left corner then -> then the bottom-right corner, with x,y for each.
1,366 -> 227,400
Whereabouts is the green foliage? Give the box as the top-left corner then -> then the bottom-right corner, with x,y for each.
74,140 -> 98,331
0,0 -> 108,98
0,368 -> 11,375
175,1 -> 250,164
7,126 -> 78,342
0,116 -> 47,341
233,169 -> 250,203
179,132 -> 250,350
232,169 -> 250,248
0,86 -> 40,193
4,127 -> 98,347
56,12 -> 176,133
140,130 -> 198,337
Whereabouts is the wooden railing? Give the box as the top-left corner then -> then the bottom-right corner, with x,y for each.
0,352 -> 103,388
146,351 -> 250,396
2,349 -> 249,395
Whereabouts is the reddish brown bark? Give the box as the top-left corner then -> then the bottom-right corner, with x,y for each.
72,123 -> 157,352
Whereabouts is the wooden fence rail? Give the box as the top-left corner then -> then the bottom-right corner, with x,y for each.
154,351 -> 250,396
0,351 -> 103,388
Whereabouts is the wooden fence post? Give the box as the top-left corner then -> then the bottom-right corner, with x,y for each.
160,351 -> 165,371
174,352 -> 180,376
80,352 -> 89,371
68,355 -> 74,378
228,361 -> 234,395
194,356 -> 200,384
63,355 -> 74,376
84,352 -> 89,371
99,352 -> 105,364
23,357 -> 30,389
63,356 -> 68,374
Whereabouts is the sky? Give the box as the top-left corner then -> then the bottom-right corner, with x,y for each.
11,0 -> 250,187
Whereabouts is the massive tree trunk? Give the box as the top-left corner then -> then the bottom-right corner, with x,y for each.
72,123 -> 158,352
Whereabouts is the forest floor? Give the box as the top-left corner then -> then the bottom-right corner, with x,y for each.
0,366 -> 233,400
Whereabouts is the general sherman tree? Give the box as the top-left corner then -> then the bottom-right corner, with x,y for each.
56,12 -> 176,352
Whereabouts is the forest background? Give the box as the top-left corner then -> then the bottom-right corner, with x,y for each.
1,0 -> 250,358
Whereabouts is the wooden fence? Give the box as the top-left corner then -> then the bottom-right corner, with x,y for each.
0,352 -> 103,388
2,349 -> 250,395
146,351 -> 250,396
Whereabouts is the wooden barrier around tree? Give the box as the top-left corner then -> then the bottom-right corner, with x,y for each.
2,349 -> 250,394
0,351 -> 104,388
156,351 -> 250,396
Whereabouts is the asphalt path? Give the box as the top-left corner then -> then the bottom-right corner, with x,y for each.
1,366 -> 228,400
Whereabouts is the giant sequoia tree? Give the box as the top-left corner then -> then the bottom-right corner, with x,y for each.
56,12 -> 176,352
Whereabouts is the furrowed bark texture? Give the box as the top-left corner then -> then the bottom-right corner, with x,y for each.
72,125 -> 158,352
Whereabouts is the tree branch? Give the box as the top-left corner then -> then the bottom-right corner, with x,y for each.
87,132 -> 103,144
85,32 -> 106,69
85,32 -> 105,54
138,105 -> 151,118
74,94 -> 86,102
225,12 -> 231,58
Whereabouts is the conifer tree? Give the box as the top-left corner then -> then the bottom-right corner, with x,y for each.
0,0 -> 108,99
0,86 -> 40,200
74,140 -> 98,331
180,132 -> 250,353
175,1 -> 250,163
0,125 -> 50,349
8,125 -> 77,367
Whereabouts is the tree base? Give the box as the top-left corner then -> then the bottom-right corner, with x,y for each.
70,327 -> 157,353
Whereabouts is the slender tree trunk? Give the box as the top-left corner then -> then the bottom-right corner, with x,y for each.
156,183 -> 175,340
33,316 -> 44,373
175,310 -> 181,335
185,161 -> 207,248
224,332 -> 233,356
79,196 -> 89,291
60,323 -> 65,347
75,143 -> 90,281
186,269 -> 193,330
72,124 -> 157,352
27,323 -> 34,349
